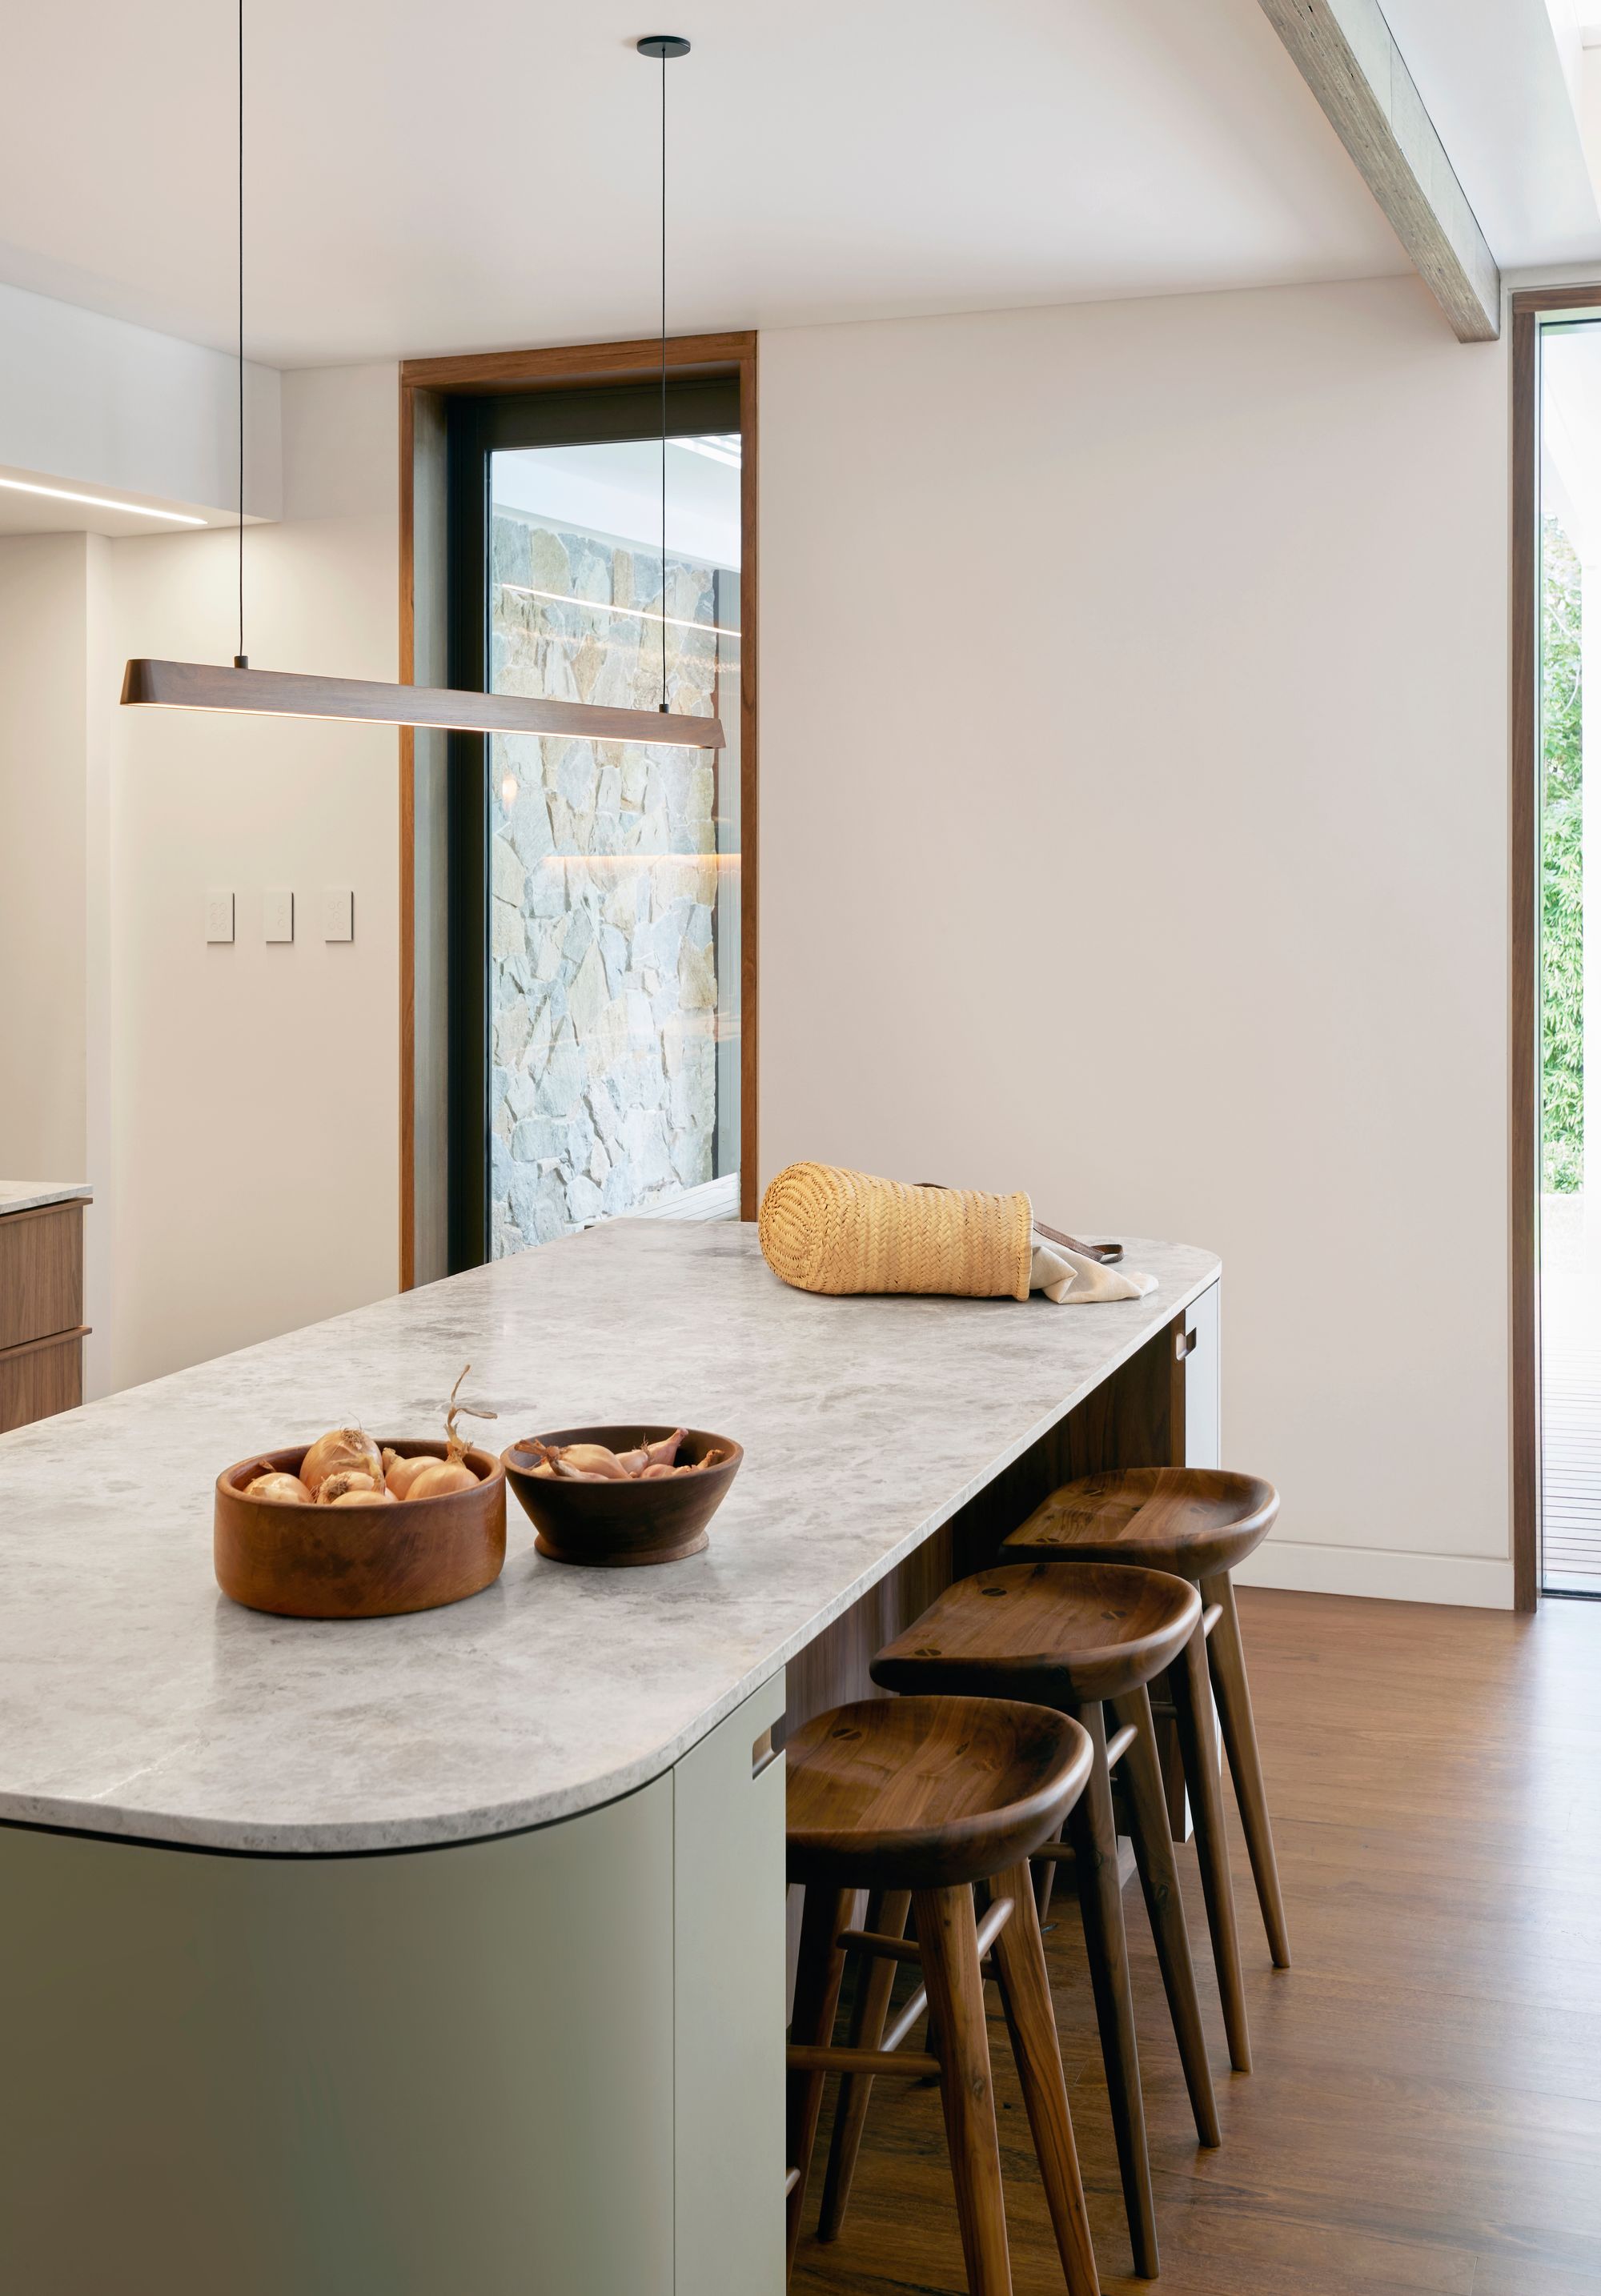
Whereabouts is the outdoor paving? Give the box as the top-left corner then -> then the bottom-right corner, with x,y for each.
1542,1193 -> 1601,1593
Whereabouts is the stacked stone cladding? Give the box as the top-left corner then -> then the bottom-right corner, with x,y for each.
488,507 -> 728,1257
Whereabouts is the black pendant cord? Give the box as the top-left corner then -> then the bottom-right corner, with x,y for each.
235,0 -> 246,670
658,44 -> 668,716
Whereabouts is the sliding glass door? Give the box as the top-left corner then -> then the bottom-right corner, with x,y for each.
444,379 -> 741,1267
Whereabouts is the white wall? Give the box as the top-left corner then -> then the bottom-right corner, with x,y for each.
0,280 -> 279,519
0,535 -> 91,1180
0,532 -> 114,1390
758,278 -> 1513,1605
104,363 -> 400,1388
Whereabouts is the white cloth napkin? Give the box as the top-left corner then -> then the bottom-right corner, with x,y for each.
1029,1232 -> 1158,1304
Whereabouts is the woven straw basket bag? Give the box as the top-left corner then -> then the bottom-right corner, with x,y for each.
758,1163 -> 1033,1300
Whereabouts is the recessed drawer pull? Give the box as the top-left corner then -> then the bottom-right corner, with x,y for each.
752,1725 -> 781,1781
1175,1327 -> 1198,1360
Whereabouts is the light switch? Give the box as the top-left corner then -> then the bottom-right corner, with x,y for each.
205,889 -> 235,944
321,887 -> 354,942
263,888 -> 295,944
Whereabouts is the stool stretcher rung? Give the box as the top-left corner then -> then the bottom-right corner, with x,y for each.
881,1982 -> 929,2054
837,1928 -> 921,1965
788,2043 -> 941,2080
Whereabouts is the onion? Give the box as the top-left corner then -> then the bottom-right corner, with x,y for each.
244,1469 -> 311,1504
385,1452 -> 437,1499
330,1485 -> 395,1506
299,1426 -> 383,1497
318,1467 -> 386,1505
644,1428 -> 687,1468
405,1460 -> 477,1501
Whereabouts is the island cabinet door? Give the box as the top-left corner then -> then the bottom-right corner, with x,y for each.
672,1674 -> 788,2296
1179,1280 -> 1221,1469
0,1782 -> 678,2296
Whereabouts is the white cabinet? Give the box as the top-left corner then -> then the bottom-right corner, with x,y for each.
1180,1280 -> 1221,1469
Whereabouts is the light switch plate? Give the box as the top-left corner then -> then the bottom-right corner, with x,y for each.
263,888 -> 295,943
321,886 -> 354,942
205,889 -> 235,944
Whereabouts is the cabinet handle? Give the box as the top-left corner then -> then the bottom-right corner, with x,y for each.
752,1726 -> 782,1781
1174,1328 -> 1197,1361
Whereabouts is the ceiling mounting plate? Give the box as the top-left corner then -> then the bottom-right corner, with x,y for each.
636,34 -> 691,58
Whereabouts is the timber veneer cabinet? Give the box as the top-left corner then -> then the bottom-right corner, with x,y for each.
0,1185 -> 90,1434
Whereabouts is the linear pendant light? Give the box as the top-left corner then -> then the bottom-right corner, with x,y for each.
120,12 -> 723,753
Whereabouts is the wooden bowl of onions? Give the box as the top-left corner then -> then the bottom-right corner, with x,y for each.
215,1426 -> 506,1619
501,1424 -> 741,1567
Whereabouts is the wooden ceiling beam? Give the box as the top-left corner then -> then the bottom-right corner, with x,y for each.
1257,0 -> 1501,343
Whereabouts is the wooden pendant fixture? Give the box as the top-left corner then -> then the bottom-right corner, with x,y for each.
120,659 -> 724,748
119,14 -> 725,755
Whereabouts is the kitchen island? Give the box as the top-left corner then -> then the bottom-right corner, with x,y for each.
0,1218 -> 1222,2296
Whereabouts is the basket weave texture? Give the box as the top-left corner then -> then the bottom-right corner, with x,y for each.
758,1163 -> 1033,1300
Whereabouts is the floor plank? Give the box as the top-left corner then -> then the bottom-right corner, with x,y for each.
789,1588 -> 1601,2294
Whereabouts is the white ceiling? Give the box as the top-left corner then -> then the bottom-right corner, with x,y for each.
2,2 -> 1599,376
1383,0 -> 1600,268
0,0 -> 1414,370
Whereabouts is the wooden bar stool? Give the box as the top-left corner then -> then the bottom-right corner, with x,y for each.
859,1561 -> 1222,2282
787,1694 -> 1101,2296
1005,1469 -> 1289,2005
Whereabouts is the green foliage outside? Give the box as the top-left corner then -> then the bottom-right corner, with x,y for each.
1544,518 -> 1584,1192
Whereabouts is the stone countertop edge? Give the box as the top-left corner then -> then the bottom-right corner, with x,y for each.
0,1181 -> 93,1215
0,1223 -> 1220,1858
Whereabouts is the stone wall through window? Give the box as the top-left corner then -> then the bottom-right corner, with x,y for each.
487,506 -> 732,1256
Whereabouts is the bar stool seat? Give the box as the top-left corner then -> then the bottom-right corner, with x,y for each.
877,1557 -> 1201,1705
1005,1467 -> 1290,1982
786,1695 -> 1100,2296
865,1564 -> 1223,2281
788,1691 -> 1094,1890
1009,1465 -> 1276,1581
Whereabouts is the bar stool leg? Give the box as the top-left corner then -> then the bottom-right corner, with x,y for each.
1110,1683 -> 1222,2149
1068,1702 -> 1159,2280
817,1887 -> 912,2241
786,1883 -> 851,2276
1170,1620 -> 1252,2074
988,1861 -> 1101,2296
913,1883 -> 1014,2296
1202,1571 -> 1291,1969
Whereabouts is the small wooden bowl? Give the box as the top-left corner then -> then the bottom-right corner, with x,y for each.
215,1441 -> 506,1619
501,1425 -> 741,1567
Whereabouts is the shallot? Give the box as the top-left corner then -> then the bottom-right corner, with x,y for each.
516,1428 -> 728,1482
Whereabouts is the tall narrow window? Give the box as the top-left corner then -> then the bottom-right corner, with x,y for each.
444,379 -> 741,1267
1537,318 -> 1601,1595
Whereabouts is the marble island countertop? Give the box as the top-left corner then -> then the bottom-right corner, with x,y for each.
0,1221 -> 1219,1855
0,1180 -> 92,1215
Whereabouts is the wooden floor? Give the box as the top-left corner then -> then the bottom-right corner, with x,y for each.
790,1587 -> 1601,2296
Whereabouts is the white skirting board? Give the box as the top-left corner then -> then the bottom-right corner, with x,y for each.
1234,1539 -> 1515,1611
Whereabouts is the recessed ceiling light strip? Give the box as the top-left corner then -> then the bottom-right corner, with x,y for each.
0,477 -> 205,525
